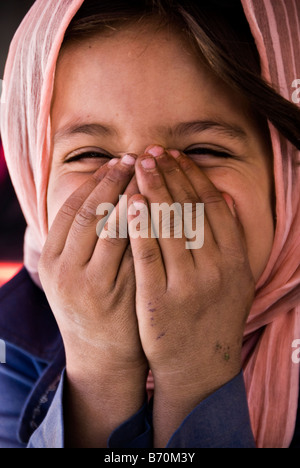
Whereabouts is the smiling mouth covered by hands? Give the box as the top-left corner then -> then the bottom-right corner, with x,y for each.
40,141 -> 255,447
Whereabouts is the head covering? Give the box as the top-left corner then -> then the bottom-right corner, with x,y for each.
0,0 -> 299,448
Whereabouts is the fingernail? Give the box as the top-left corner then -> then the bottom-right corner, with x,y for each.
146,145 -> 165,158
141,158 -> 156,170
168,149 -> 181,159
222,193 -> 237,218
121,154 -> 136,166
108,158 -> 119,167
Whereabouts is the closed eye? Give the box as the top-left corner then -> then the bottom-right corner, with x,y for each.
65,148 -> 233,163
184,147 -> 232,159
65,151 -> 113,163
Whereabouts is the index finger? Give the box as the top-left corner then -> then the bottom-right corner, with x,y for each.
169,150 -> 245,253
44,163 -> 110,258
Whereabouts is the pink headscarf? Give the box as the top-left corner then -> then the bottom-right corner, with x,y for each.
0,0 -> 299,448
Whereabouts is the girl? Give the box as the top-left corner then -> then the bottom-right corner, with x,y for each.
0,0 -> 299,448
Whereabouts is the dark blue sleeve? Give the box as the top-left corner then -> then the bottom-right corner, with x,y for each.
28,369 -> 152,448
27,372 -> 65,448
108,372 -> 255,448
28,371 -> 255,448
108,402 -> 152,448
0,344 -> 46,448
166,372 -> 256,448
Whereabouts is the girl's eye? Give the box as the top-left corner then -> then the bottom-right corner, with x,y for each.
65,148 -> 232,163
65,151 -> 113,163
184,147 -> 232,159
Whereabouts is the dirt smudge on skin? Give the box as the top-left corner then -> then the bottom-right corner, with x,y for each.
215,342 -> 231,362
156,332 -> 166,340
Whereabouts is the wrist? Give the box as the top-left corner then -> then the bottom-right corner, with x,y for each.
63,328 -> 148,379
66,349 -> 149,399
152,365 -> 242,448
65,360 -> 148,448
152,346 -> 242,406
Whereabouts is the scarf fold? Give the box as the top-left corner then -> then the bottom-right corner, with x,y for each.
0,0 -> 299,448
241,0 -> 300,448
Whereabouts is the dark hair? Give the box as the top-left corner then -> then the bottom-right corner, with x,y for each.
62,0 -> 300,154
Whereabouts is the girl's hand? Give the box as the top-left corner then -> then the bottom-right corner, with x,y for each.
39,155 -> 148,447
128,148 -> 255,447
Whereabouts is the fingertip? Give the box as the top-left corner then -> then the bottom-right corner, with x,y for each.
221,192 -> 237,219
144,145 -> 165,157
168,149 -> 181,159
140,157 -> 157,171
107,158 -> 120,167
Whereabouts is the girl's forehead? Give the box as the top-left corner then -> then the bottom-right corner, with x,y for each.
53,26 -> 251,131
58,20 -> 199,73
51,26 -> 265,167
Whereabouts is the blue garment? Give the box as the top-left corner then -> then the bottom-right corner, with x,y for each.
0,268 -> 299,448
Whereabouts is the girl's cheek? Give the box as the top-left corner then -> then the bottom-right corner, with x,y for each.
209,173 -> 274,281
47,172 -> 87,229
233,195 -> 274,282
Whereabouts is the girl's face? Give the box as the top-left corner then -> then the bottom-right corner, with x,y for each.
49,24 -> 275,283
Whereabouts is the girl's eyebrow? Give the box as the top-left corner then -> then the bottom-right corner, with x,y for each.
168,120 -> 248,141
54,122 -> 116,144
53,119 -> 248,145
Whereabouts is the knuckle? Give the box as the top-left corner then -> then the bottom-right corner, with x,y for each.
100,233 -> 124,248
102,167 -> 128,187
183,201 -> 200,215
179,190 -> 199,206
101,173 -> 119,188
201,190 -> 223,205
164,164 -> 181,176
180,157 -> 195,173
60,201 -> 79,220
99,220 -> 126,245
137,247 -> 159,265
74,203 -> 97,228
144,173 -> 164,191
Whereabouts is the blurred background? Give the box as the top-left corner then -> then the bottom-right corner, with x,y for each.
0,1 -> 36,286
